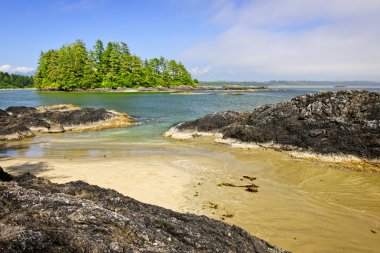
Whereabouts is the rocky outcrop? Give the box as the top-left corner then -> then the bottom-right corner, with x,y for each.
0,168 -> 288,253
0,104 -> 135,141
165,90 -> 380,160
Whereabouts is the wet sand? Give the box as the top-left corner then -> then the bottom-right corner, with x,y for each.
1,137 -> 380,253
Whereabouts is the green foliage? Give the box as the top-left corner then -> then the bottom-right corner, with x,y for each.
34,39 -> 196,90
0,71 -> 34,89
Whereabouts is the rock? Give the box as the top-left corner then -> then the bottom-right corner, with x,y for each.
0,167 -> 13,182
0,105 -> 136,141
177,111 -> 248,133
5,106 -> 37,116
166,90 -> 380,159
0,172 -> 288,253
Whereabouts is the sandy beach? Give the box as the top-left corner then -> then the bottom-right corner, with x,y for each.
2,138 -> 380,253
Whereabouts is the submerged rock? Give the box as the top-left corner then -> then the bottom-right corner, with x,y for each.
0,104 -> 136,141
166,90 -> 380,159
0,171 -> 288,253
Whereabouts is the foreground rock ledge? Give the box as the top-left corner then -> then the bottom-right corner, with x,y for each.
0,104 -> 136,141
0,169 -> 288,253
165,90 -> 380,160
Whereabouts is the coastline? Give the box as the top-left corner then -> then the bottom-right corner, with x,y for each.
36,85 -> 272,93
164,127 -> 380,173
0,87 -> 36,91
164,90 -> 380,172
2,141 -> 380,253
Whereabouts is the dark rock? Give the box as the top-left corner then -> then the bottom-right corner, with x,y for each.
0,167 -> 13,181
0,172 -> 288,253
178,111 -> 249,133
5,106 -> 37,116
0,109 -> 9,118
169,90 -> 380,159
41,108 -> 113,126
0,105 -> 134,141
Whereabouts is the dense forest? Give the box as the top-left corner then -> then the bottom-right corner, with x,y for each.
0,71 -> 34,88
34,39 -> 197,90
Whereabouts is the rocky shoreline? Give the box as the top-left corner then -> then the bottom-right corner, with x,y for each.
165,90 -> 380,165
0,104 -> 136,141
37,85 -> 270,93
0,167 -> 288,253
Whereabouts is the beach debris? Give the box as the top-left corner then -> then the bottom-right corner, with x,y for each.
222,213 -> 234,219
217,182 -> 259,193
242,175 -> 257,181
203,201 -> 218,209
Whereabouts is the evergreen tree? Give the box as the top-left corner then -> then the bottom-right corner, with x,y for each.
0,71 -> 34,88
90,39 -> 105,86
33,39 -> 196,90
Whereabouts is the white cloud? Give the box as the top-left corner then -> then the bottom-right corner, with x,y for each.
0,65 -> 12,72
182,0 -> 380,81
190,66 -> 211,75
0,64 -> 35,74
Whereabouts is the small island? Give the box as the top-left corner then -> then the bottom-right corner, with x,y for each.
33,40 -> 198,91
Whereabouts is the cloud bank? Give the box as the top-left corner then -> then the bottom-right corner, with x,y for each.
182,0 -> 380,81
0,65 -> 35,74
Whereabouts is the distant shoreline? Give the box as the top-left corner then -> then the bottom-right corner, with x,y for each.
36,85 -> 271,93
0,88 -> 35,91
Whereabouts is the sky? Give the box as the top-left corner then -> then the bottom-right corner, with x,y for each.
1,0 -> 380,81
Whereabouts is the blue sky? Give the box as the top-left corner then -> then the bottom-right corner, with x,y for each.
1,0 -> 380,81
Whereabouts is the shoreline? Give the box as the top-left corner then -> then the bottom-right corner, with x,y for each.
0,87 -> 35,91
36,85 -> 272,93
1,160 -> 288,252
164,125 -> 380,173
1,142 -> 380,253
164,90 -> 380,170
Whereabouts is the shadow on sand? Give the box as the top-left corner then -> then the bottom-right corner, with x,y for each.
1,161 -> 70,181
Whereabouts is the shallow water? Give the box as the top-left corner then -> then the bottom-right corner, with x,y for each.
1,88 -> 380,252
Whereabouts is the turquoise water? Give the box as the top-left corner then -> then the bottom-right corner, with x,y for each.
0,89 -> 299,140
1,88 -> 380,253
0,87 -> 378,157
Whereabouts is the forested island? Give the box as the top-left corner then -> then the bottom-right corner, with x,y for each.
0,71 -> 34,89
34,40 -> 198,90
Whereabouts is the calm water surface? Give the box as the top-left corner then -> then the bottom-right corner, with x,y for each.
0,88 -> 379,253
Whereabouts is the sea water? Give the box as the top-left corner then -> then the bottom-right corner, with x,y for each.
0,87 -> 379,253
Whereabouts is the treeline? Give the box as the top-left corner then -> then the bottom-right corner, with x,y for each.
34,39 -> 197,90
202,80 -> 380,87
0,71 -> 34,89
